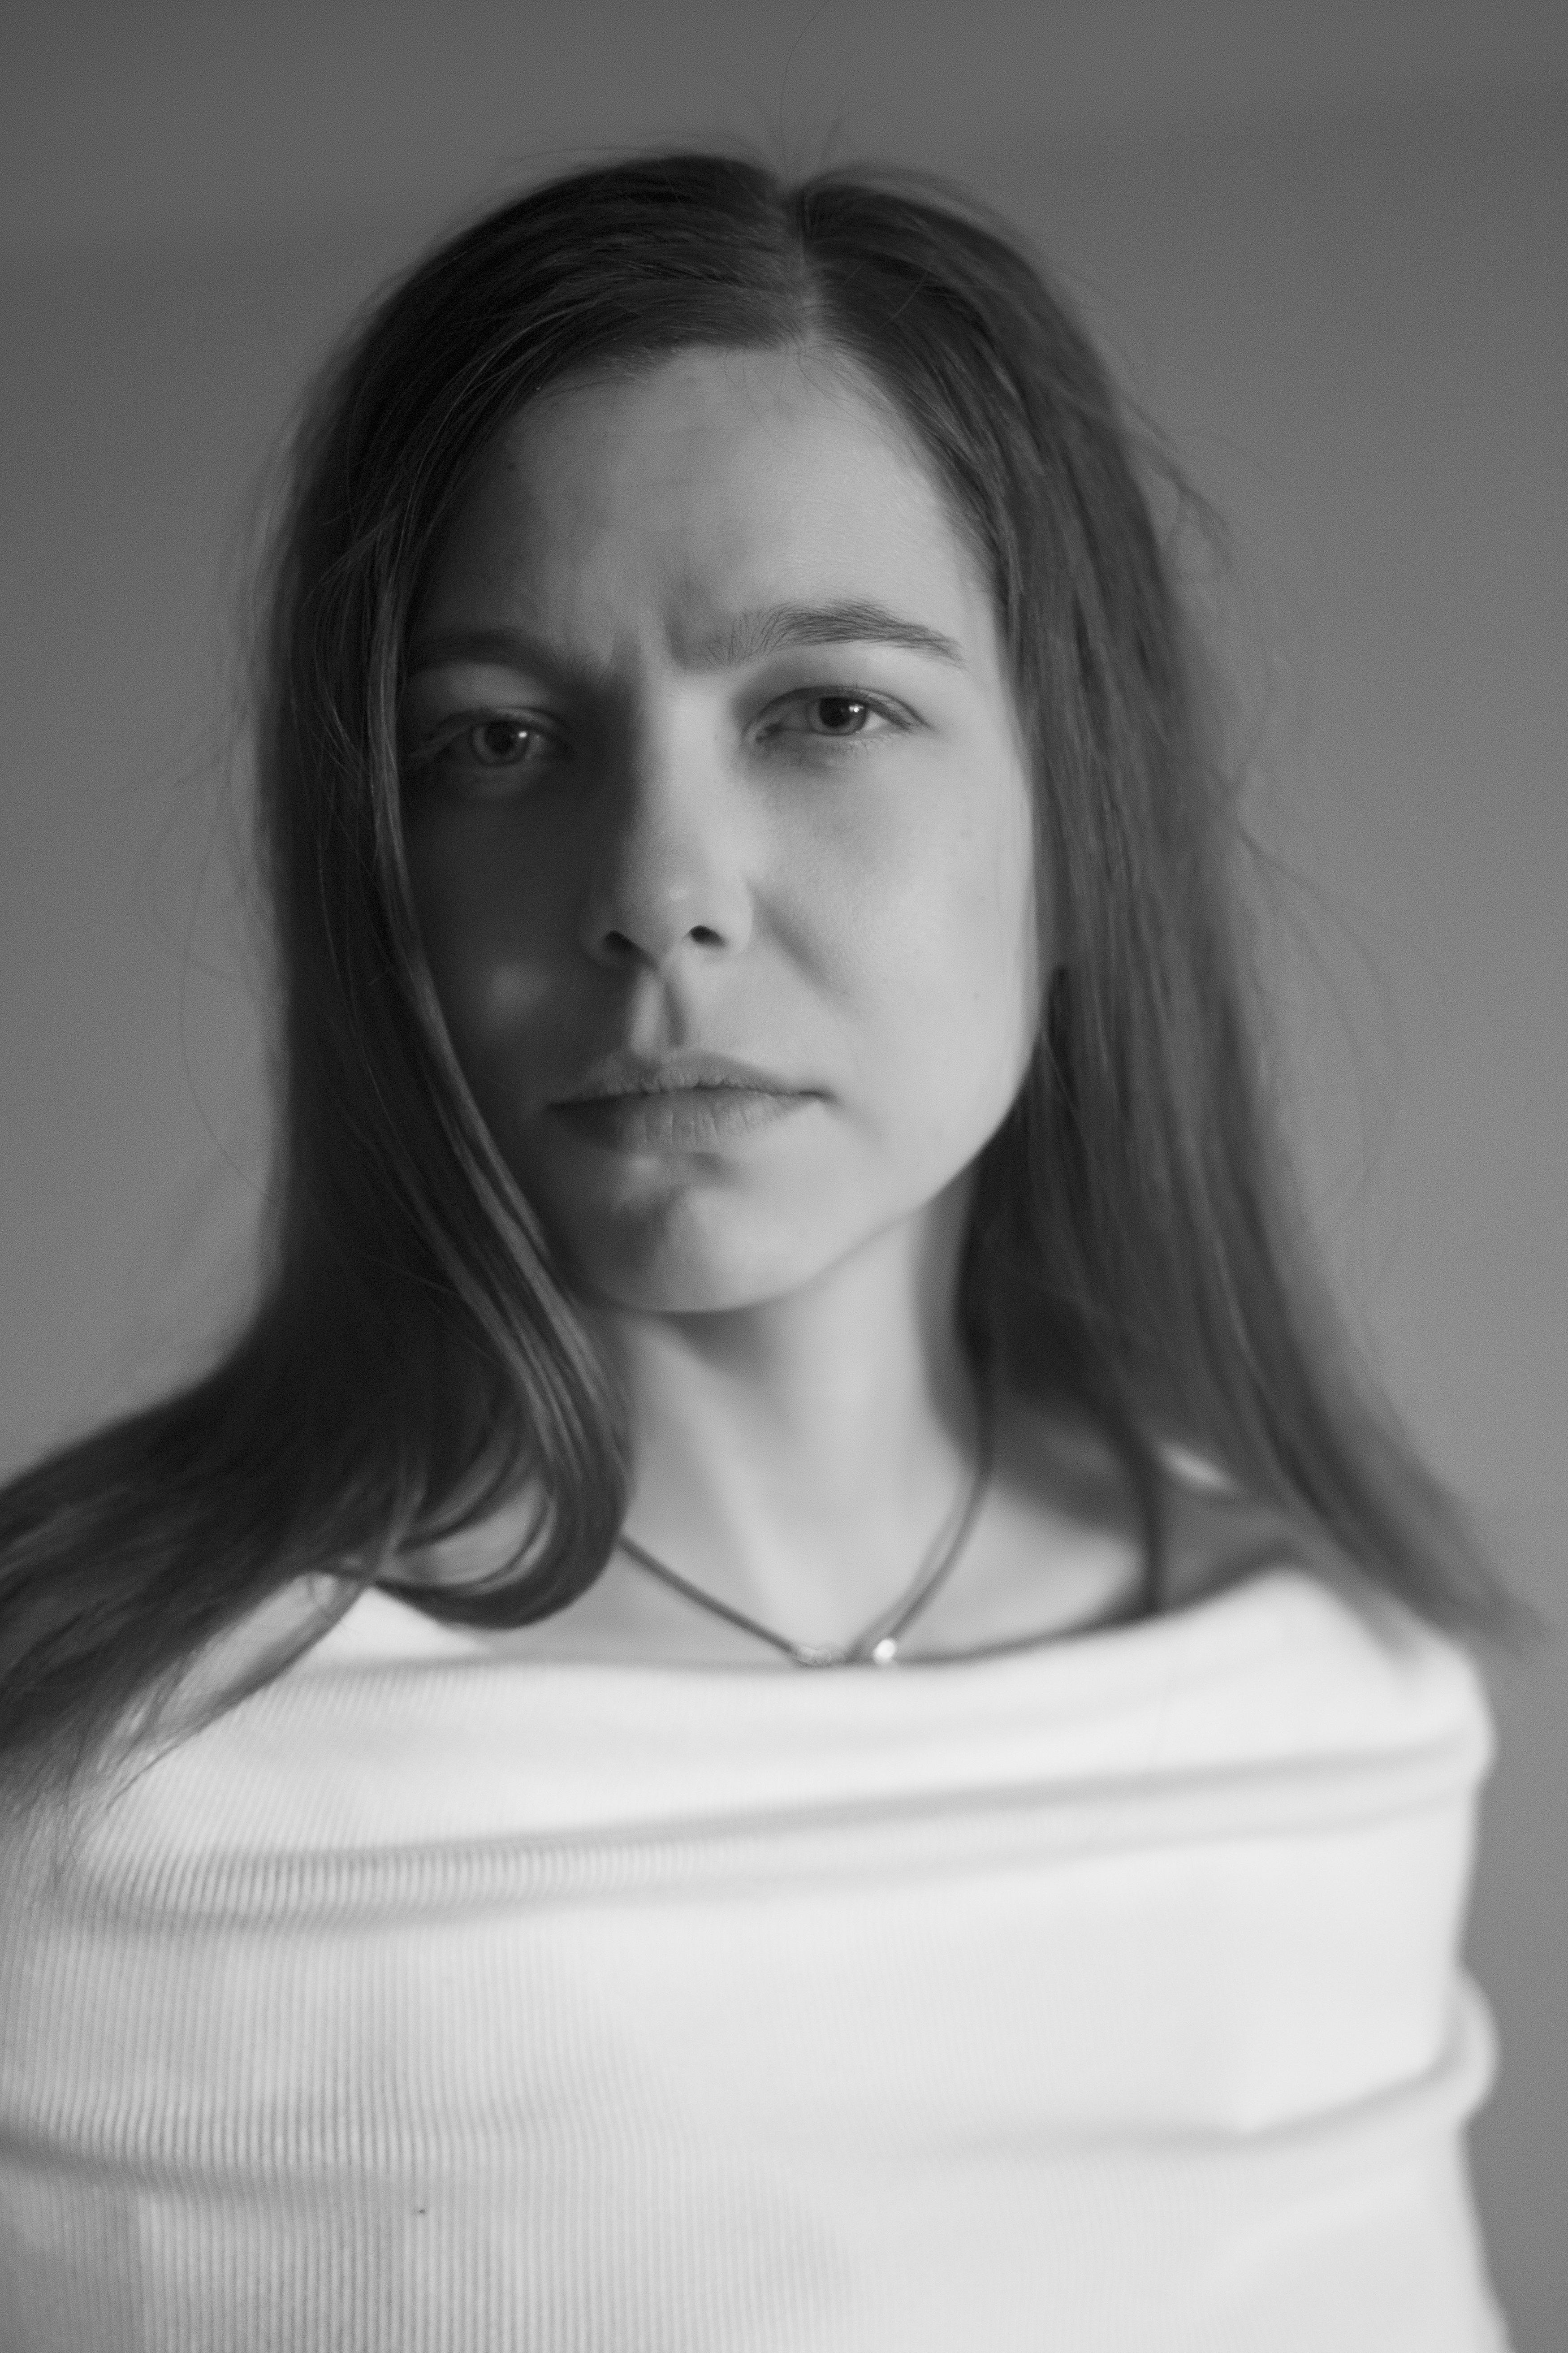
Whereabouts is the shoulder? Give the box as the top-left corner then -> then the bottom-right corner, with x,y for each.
1145,1471 -> 1496,1790
1006,1423 -> 1494,1781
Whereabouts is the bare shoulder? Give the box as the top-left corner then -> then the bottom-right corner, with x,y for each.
909,1398 -> 1306,1652
1154,1439 -> 1310,1608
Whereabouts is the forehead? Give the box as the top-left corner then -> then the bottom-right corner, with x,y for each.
419,345 -> 994,663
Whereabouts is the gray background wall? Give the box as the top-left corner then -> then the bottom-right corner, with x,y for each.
3,4 -> 1564,2340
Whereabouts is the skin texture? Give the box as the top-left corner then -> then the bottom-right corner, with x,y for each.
402,344 -> 1145,1661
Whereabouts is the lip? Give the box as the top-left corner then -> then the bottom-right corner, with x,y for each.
556,1049 -> 809,1102
551,1087 -> 813,1153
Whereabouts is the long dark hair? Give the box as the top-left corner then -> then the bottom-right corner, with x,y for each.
0,149 -> 1522,1806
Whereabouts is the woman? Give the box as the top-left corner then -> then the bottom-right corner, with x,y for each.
0,152 -> 1520,2348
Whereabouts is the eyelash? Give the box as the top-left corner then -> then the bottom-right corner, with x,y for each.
407,685 -> 911,795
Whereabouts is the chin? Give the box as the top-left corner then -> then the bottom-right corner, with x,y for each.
561,1192 -> 856,1318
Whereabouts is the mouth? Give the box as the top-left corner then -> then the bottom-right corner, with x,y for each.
555,1048 -> 812,1102
549,1084 -> 813,1153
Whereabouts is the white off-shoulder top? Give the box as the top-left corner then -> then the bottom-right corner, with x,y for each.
0,1566 -> 1513,2350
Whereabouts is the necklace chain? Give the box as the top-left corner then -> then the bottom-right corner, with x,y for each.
613,1393 -> 997,1669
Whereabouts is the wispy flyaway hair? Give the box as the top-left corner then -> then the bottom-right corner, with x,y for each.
0,150 -> 1522,1805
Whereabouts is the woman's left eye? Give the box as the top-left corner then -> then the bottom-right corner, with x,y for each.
760,691 -> 902,745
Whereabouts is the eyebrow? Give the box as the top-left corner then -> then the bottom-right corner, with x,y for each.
691,601 -> 966,670
406,600 -> 966,679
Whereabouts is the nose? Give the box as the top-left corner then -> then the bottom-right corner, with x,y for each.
577,716 -> 754,973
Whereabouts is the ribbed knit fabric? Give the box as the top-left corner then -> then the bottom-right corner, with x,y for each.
0,1567 -> 1512,2352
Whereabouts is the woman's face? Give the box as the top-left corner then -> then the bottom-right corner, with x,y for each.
403,344 -> 1042,1314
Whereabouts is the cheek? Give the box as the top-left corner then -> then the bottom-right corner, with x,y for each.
827,777 -> 1041,1137
915,868 -> 1038,1115
407,827 -> 557,1070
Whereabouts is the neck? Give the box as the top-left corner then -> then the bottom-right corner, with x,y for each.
595,1178 -> 986,1650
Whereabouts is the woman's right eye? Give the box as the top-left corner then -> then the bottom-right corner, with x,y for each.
463,717 -> 547,768
411,713 -> 562,797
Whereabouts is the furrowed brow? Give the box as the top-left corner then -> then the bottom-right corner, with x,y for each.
404,604 -> 967,681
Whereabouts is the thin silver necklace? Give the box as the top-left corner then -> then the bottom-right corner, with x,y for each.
613,1393 -> 997,1669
